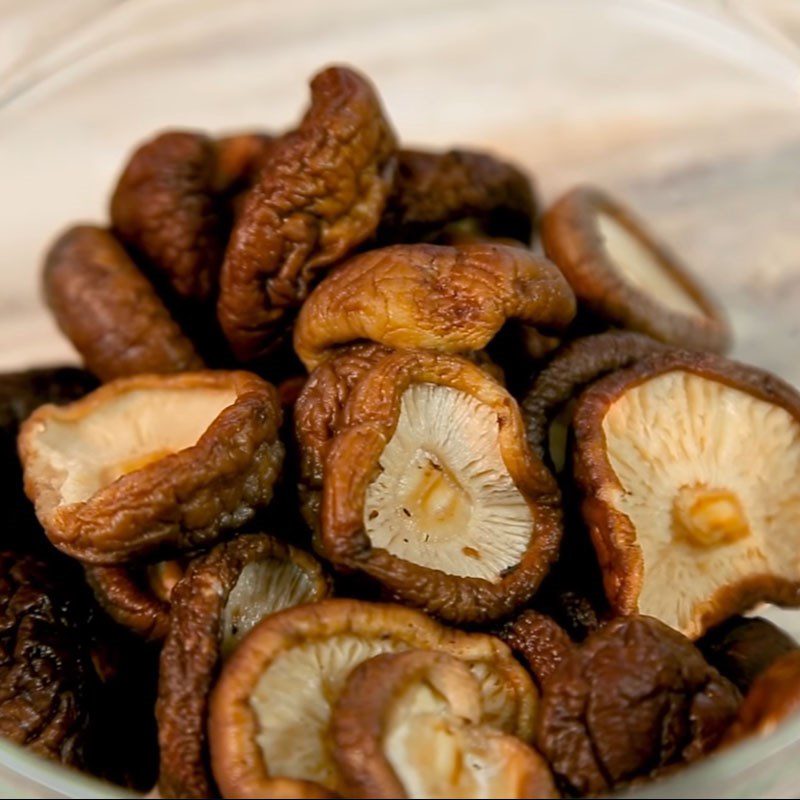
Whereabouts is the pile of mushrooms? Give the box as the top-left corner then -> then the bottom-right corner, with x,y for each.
1,64 -> 798,798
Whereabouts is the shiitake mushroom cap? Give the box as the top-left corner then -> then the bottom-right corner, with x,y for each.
541,185 -> 731,353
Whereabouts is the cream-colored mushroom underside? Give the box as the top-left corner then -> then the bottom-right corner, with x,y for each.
363,383 -> 532,581
601,371 -> 800,638
597,212 -> 704,318
384,682 -> 531,799
249,636 -> 522,792
29,387 -> 236,505
221,560 -> 317,658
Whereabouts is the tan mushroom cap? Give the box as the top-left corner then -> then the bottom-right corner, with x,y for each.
158,534 -> 330,799
84,560 -> 185,641
43,226 -> 203,381
218,66 -> 398,361
293,242 -> 576,371
208,599 -> 536,799
18,371 -> 284,564
573,350 -> 800,638
331,650 -> 557,799
321,349 -> 562,623
541,186 -> 731,353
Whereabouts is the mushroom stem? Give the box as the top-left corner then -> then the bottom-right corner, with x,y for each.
672,485 -> 750,548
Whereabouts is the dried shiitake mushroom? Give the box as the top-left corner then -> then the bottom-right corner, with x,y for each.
541,186 -> 731,352
331,650 -> 558,799
698,616 -> 798,694
43,226 -> 203,381
84,560 -> 185,641
0,550 -> 100,769
572,350 -> 800,638
111,131 -> 226,302
157,534 -> 330,799
499,610 -> 574,687
321,349 -> 562,623
377,147 -> 536,245
723,650 -> 800,745
218,66 -> 398,361
208,599 -> 536,798
18,371 -> 283,563
521,331 -> 666,471
111,130 -> 274,303
295,343 -> 392,532
536,615 -> 740,796
293,242 -> 576,371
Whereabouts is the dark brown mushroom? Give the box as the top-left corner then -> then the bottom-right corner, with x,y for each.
294,343 -> 392,534
697,616 -> 798,694
321,349 -> 562,623
723,650 -> 800,745
521,331 -> 667,470
208,598 -> 536,798
541,186 -> 731,352
218,66 -> 398,361
84,560 -> 185,641
19,371 -> 284,564
536,615 -> 740,796
499,610 -> 574,687
43,226 -> 203,381
0,550 -> 100,769
157,533 -> 330,799
110,130 -> 275,305
377,147 -> 536,245
293,243 -> 576,371
572,350 -> 800,638
111,131 -> 225,303
331,650 -> 557,799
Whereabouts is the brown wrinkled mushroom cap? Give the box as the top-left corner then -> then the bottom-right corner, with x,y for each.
293,242 -> 576,371
321,349 -> 562,623
331,650 -> 557,799
208,598 -> 536,798
84,560 -> 185,641
377,148 -> 536,245
295,343 -> 392,532
697,615 -> 798,694
536,615 -> 740,796
541,186 -> 731,352
218,66 -> 398,361
157,533 -> 330,799
18,371 -> 284,564
572,350 -> 800,638
723,650 -> 800,745
499,610 -> 574,687
521,331 -> 667,470
111,131 -> 226,302
43,226 -> 203,381
0,550 -> 101,769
